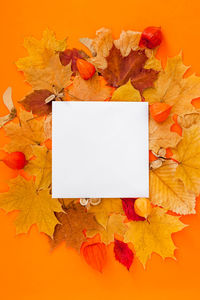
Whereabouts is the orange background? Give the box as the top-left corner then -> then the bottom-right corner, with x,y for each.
0,0 -> 200,299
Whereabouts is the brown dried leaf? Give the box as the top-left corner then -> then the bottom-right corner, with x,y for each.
99,46 -> 158,91
52,203 -> 103,251
19,90 -> 53,116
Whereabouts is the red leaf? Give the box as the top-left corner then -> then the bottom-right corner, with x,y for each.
114,239 -> 134,270
19,90 -> 53,116
81,235 -> 107,272
100,45 -> 159,92
59,48 -> 89,73
121,198 -> 145,221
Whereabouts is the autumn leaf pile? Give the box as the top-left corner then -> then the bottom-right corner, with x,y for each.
0,27 -> 200,272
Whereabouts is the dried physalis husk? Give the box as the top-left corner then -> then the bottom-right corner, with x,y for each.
134,198 -> 152,219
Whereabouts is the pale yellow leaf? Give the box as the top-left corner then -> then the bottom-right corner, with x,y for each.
90,28 -> 113,69
114,30 -> 141,57
150,161 -> 196,214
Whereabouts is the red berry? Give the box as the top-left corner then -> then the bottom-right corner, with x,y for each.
2,151 -> 27,170
76,58 -> 96,80
139,26 -> 162,49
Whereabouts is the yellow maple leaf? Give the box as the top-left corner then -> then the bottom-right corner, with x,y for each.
150,161 -> 196,214
111,80 -> 141,101
4,110 -> 45,158
173,124 -> 200,195
24,54 -> 72,93
88,198 -> 123,228
16,29 -> 67,70
87,214 -> 127,245
0,176 -> 62,237
69,74 -> 112,101
143,54 -> 200,115
149,116 -> 182,152
124,207 -> 186,266
25,145 -> 52,190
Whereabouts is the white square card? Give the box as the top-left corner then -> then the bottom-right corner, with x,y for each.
52,101 -> 149,198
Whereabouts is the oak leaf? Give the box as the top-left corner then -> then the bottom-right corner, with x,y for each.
16,29 -> 67,70
124,207 -> 186,266
150,161 -> 196,214
25,145 -> 52,190
143,54 -> 200,115
88,198 -> 123,228
173,124 -> 200,195
23,54 -> 72,93
0,176 -> 61,237
4,110 -> 45,158
69,74 -> 112,101
52,203 -> 103,251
